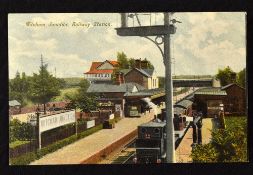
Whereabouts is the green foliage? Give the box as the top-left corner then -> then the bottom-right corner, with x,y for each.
57,78 -> 66,89
216,66 -> 236,86
114,52 -> 155,82
236,68 -> 246,88
191,117 -> 247,162
128,58 -> 136,69
9,140 -> 30,149
117,52 -> 129,69
190,143 -> 219,162
117,51 -> 154,69
9,72 -> 32,106
52,87 -> 79,102
61,77 -> 83,88
9,119 -> 34,142
65,79 -> 98,112
9,61 -> 65,108
10,124 -> 103,165
30,63 -> 61,113
143,58 -> 154,69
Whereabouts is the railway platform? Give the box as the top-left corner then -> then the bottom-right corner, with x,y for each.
175,118 -> 217,163
30,111 -> 155,165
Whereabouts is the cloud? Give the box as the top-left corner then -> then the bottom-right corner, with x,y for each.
8,13 -> 246,79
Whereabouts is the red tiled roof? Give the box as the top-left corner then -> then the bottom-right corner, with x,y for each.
107,60 -> 118,66
89,62 -> 102,71
84,60 -> 118,74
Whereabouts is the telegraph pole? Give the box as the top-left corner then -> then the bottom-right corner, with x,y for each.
164,13 -> 175,163
116,12 -> 178,163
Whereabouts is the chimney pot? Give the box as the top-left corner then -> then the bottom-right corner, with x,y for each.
115,72 -> 124,85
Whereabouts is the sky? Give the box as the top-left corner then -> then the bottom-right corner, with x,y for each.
8,12 -> 246,78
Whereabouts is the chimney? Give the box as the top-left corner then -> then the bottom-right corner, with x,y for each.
115,71 -> 124,85
141,59 -> 148,69
135,58 -> 141,69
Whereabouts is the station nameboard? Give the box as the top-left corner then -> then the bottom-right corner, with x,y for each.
40,110 -> 75,132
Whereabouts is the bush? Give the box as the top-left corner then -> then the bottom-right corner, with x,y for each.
9,140 -> 30,149
190,143 -> 218,163
191,116 -> 247,162
10,124 -> 103,165
9,119 -> 34,142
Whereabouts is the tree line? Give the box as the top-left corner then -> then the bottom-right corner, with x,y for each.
9,62 -> 65,113
9,60 -> 98,113
216,66 -> 245,87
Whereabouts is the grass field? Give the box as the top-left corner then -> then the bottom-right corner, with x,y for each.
52,87 -> 79,101
62,77 -> 83,87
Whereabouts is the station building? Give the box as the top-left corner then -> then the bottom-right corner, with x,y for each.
84,60 -> 119,83
193,83 -> 246,117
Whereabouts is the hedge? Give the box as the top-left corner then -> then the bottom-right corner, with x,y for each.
9,140 -> 30,149
10,124 -> 103,165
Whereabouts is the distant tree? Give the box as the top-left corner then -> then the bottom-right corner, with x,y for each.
128,58 -> 136,69
144,58 -> 154,69
216,66 -> 236,86
78,78 -> 90,93
117,51 -> 129,69
236,68 -> 246,88
117,52 -> 154,70
66,79 -> 98,112
114,52 -> 155,82
30,61 -> 61,114
9,72 -> 32,106
57,78 -> 67,89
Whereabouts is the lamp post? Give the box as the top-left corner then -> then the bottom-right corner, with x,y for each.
116,12 -> 179,163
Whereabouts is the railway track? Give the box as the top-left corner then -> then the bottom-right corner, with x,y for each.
111,138 -> 136,164
111,148 -> 136,164
98,137 -> 136,164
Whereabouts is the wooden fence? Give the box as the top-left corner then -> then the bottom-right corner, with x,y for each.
10,110 -> 112,158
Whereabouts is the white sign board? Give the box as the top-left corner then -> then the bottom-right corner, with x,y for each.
39,110 -> 75,132
86,120 -> 95,129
